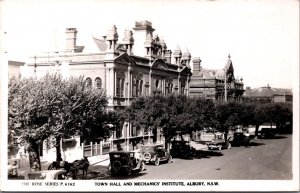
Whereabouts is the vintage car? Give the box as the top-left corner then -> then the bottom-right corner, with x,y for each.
206,132 -> 232,150
170,140 -> 196,159
259,127 -> 277,138
108,150 -> 145,176
232,131 -> 246,146
141,144 -> 172,166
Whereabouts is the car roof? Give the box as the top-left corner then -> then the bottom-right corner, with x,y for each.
141,144 -> 164,147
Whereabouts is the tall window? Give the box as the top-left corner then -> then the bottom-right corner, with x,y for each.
138,80 -> 143,96
95,77 -> 102,89
181,81 -> 186,94
166,80 -> 173,94
85,78 -> 92,88
116,77 -> 120,97
120,78 -> 125,97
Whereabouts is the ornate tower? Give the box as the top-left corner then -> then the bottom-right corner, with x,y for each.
173,45 -> 182,68
182,48 -> 191,68
122,29 -> 134,55
106,25 -> 119,51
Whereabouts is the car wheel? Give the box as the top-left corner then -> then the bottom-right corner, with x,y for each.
154,157 -> 160,166
112,160 -> 122,171
218,145 -> 222,151
139,162 -> 145,172
227,143 -> 232,149
126,164 -> 132,176
168,155 -> 172,163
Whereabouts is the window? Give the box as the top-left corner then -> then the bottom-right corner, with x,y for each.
139,80 -> 143,96
181,81 -> 186,94
120,78 -> 125,97
85,78 -> 92,88
116,124 -> 123,139
95,77 -> 102,89
116,77 -> 120,97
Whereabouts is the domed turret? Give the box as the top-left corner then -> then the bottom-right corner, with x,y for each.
182,48 -> 191,60
144,33 -> 153,48
122,29 -> 134,55
123,29 -> 134,44
173,45 -> 182,58
182,48 -> 191,68
106,25 -> 118,41
173,45 -> 182,66
106,25 -> 118,50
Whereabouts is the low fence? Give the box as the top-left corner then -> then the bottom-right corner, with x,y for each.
82,141 -> 112,157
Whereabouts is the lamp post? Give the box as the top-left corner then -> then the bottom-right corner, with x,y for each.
224,72 -> 227,102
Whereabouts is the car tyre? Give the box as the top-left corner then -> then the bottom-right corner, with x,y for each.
168,155 -> 172,163
139,162 -> 145,172
154,157 -> 160,166
126,164 -> 132,176
218,145 -> 222,151
227,143 -> 232,149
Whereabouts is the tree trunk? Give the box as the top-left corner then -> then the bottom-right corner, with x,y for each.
153,127 -> 157,143
27,141 -> 41,171
164,136 -> 171,153
56,137 -> 62,161
255,124 -> 260,136
224,129 -> 228,142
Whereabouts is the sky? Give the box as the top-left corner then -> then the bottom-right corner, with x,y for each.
1,0 -> 299,89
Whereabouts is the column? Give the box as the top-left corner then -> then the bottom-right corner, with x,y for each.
114,69 -> 117,96
149,70 -> 152,96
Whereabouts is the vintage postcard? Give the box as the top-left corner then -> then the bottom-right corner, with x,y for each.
1,0 -> 299,192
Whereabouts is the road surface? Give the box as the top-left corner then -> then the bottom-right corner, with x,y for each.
103,134 -> 292,180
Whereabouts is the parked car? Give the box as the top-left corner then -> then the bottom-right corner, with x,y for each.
108,150 -> 145,176
206,132 -> 231,150
141,144 -> 172,166
170,140 -> 195,159
259,127 -> 277,138
232,131 -> 245,146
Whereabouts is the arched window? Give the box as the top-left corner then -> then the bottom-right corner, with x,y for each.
116,77 -> 120,97
85,77 -> 92,88
138,80 -> 143,96
181,81 -> 186,94
95,77 -> 102,89
120,78 -> 125,97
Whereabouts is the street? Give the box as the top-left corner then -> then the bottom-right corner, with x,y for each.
100,134 -> 292,180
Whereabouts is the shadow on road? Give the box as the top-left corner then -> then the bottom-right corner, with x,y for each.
194,150 -> 223,159
249,141 -> 265,146
261,135 -> 287,140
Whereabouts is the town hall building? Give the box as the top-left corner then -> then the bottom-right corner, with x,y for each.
21,21 -> 194,161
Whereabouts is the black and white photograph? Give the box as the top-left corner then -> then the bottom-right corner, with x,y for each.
0,0 -> 299,192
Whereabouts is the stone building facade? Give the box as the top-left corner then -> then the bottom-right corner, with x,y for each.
189,54 -> 245,101
21,21 -> 193,160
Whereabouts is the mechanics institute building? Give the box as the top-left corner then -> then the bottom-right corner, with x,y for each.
190,55 -> 245,101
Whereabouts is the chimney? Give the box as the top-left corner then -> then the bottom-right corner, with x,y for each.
245,86 -> 251,96
192,57 -> 202,75
132,20 -> 155,57
164,50 -> 172,63
65,28 -> 77,52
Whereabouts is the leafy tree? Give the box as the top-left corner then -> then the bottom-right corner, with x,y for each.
214,101 -> 244,141
8,74 -> 112,170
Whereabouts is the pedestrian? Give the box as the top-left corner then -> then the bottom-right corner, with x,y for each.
244,131 -> 250,148
8,161 -> 18,178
